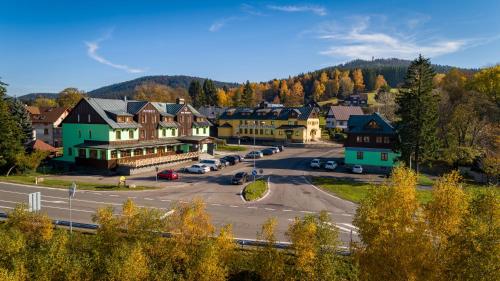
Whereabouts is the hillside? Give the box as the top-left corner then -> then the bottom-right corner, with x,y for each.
18,92 -> 59,102
87,75 -> 239,99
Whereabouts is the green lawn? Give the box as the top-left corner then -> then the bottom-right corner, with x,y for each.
243,179 -> 268,201
417,174 -> 434,186
312,177 -> 433,204
0,174 -> 157,191
217,145 -> 247,152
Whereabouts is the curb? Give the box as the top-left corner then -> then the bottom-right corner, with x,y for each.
240,176 -> 271,203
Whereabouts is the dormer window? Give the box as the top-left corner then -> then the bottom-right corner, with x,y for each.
87,114 -> 91,123
367,120 -> 380,129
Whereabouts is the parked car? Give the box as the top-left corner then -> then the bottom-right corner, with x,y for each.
221,156 -> 237,166
324,161 -> 337,170
352,165 -> 363,174
157,169 -> 179,180
310,159 -> 321,168
261,148 -> 275,156
231,172 -> 249,185
186,164 -> 210,174
269,147 -> 280,153
277,145 -> 285,152
199,159 -> 223,171
246,151 -> 263,159
231,154 -> 244,162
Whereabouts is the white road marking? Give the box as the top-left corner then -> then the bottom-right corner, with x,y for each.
265,208 -> 275,211
0,205 -> 14,209
128,196 -> 137,199
300,210 -> 316,214
42,205 -> 95,213
41,200 -> 66,204
339,223 -> 358,230
161,199 -> 171,202
144,198 -> 154,201
246,206 -> 257,209
109,194 -> 119,197
211,203 -> 222,206
283,209 -> 293,212
230,205 -> 239,208
341,213 -> 353,217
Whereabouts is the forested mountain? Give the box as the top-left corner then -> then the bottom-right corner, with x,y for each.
87,75 -> 239,99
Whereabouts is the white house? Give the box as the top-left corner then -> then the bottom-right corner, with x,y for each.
326,106 -> 364,130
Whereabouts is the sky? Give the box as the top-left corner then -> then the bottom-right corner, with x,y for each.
1,0 -> 499,96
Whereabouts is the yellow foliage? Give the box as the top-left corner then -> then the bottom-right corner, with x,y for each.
6,205 -> 53,242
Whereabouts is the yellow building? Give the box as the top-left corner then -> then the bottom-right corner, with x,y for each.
218,103 -> 321,143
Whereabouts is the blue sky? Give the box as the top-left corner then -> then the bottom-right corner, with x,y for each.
1,0 -> 499,96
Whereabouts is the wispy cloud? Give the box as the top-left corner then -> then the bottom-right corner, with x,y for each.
85,31 -> 145,73
209,16 -> 241,32
267,5 -> 327,16
316,17 -> 470,60
209,4 -> 263,32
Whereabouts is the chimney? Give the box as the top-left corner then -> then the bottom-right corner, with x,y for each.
176,98 -> 185,104
124,96 -> 128,102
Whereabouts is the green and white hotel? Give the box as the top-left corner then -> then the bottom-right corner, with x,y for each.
344,113 -> 400,171
59,97 -> 213,174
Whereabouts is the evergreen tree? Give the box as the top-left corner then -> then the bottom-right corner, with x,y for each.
396,55 -> 440,172
242,81 -> 254,107
7,97 -> 33,145
188,80 -> 204,108
202,79 -> 217,106
0,80 -> 24,172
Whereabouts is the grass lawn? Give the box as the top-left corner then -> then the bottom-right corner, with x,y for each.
217,145 -> 247,152
417,174 -> 434,186
243,179 -> 268,201
0,174 -> 157,191
312,177 -> 433,204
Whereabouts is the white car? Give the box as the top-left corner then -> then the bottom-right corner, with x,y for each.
186,164 -> 210,174
246,151 -> 263,159
352,165 -> 363,174
310,159 -> 321,168
325,161 -> 337,170
199,159 -> 222,171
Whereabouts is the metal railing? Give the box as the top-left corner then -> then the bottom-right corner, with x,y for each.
117,151 -> 201,168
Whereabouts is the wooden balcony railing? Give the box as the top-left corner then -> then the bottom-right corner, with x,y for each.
117,151 -> 201,168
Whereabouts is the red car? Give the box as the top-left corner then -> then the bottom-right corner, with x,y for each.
157,170 -> 179,180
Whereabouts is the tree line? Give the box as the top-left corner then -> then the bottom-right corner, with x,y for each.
0,167 -> 497,281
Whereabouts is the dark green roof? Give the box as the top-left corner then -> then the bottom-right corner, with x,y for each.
347,113 -> 395,135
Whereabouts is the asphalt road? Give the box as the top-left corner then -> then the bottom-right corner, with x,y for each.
0,146 -> 361,244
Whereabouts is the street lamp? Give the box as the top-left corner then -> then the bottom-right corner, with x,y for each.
69,182 -> 76,234
253,120 -> 265,182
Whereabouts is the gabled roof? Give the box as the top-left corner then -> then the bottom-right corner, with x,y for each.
219,122 -> 233,128
347,113 -> 395,135
29,139 -> 58,152
84,98 -> 141,129
126,101 -> 149,114
29,107 -> 68,124
328,106 -> 364,121
192,120 -> 212,127
219,106 -> 317,121
158,121 -> 180,128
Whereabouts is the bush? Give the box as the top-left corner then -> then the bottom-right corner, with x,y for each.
243,179 -> 268,201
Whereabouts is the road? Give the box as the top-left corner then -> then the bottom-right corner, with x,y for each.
0,146 -> 362,244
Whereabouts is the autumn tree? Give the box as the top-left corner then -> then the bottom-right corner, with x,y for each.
279,80 -> 290,105
396,55 -> 440,172
374,74 -> 388,91
312,80 -> 326,101
468,65 -> 500,104
339,76 -> 354,98
33,97 -> 57,107
352,69 -> 365,93
253,218 -> 286,281
216,88 -> 231,106
375,89 -> 397,122
134,82 -> 189,103
242,80 -> 254,107
57,87 -> 85,108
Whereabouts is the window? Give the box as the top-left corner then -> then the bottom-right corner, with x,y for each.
129,130 -> 134,139
134,149 -> 143,156
87,114 -> 91,123
203,127 -> 207,134
110,151 -> 117,159
44,128 -> 49,135
381,152 -> 388,161
78,130 -> 82,138
356,136 -> 362,143
294,130 -> 299,136
376,136 -> 382,143
67,147 -> 72,156
89,149 -> 98,159
78,149 -> 86,158
383,137 -> 390,144
249,128 -> 253,134
116,130 -> 121,140
77,114 -> 80,123
357,151 -> 364,159
196,128 -> 200,134
244,129 -> 248,134
89,130 -> 92,139
120,150 -> 131,157
279,130 -> 283,135
288,121 -> 293,125
151,130 -> 155,138
162,129 -> 166,137
141,115 -> 146,123
271,121 -> 274,125
260,129 -> 264,135
172,129 -> 176,135
101,151 -> 107,160
363,136 -> 370,143
140,130 -> 145,139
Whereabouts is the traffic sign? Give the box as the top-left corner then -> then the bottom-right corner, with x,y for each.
69,182 -> 76,198
252,169 -> 258,176
28,192 -> 41,212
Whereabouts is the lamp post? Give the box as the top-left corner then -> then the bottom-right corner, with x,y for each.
69,182 -> 76,234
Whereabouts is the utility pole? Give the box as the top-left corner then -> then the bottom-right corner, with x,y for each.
69,182 -> 76,234
253,120 -> 256,182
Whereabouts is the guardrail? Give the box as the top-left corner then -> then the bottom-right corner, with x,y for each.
0,211 -> 350,254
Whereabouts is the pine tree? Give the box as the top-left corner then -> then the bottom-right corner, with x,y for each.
202,79 -> 217,106
396,55 -> 440,173
7,97 -> 33,145
188,80 -> 204,108
0,80 -> 24,172
242,81 -> 254,107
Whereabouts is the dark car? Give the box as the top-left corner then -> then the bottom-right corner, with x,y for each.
157,169 -> 179,180
221,155 -> 238,165
231,155 -> 243,162
261,148 -> 274,156
277,145 -> 285,152
232,172 -> 249,185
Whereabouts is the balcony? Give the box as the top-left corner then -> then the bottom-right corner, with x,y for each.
117,151 -> 201,168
